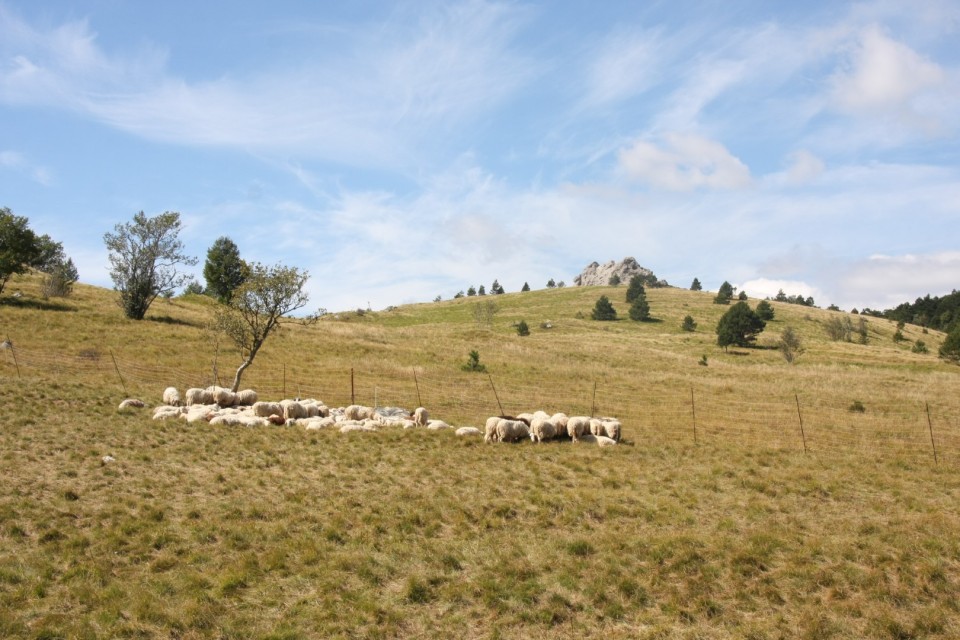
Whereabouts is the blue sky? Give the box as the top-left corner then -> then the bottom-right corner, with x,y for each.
2,1 -> 959,312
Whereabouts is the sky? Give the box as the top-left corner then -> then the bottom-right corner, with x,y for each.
1,0 -> 959,313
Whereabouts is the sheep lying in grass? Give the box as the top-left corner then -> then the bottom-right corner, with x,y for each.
456,427 -> 481,437
579,433 -> 617,447
118,398 -> 145,410
162,387 -> 181,407
280,399 -> 307,420
152,405 -> 184,420
426,419 -> 451,430
185,388 -> 213,406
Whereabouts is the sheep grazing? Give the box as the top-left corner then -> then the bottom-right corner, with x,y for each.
566,416 -> 591,443
484,416 -> 502,443
497,419 -> 530,443
236,389 -> 258,406
600,419 -> 621,442
550,413 -> 569,432
162,387 -> 181,407
208,386 -> 237,407
515,413 -> 535,426
184,388 -> 204,406
530,417 -> 558,443
118,398 -> 145,410
413,407 -> 429,427
456,427 -> 482,437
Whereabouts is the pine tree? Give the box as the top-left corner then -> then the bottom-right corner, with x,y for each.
716,301 -> 766,350
467,286 -> 476,296
714,281 -> 734,305
691,277 -> 702,291
546,278 -> 556,288
204,236 -> 247,303
491,279 -> 505,294
940,326 -> 960,363
609,274 -> 621,286
682,315 -> 697,332
521,282 -> 530,292
625,275 -> 646,303
628,293 -> 650,321
591,295 -> 617,321
756,300 -> 774,321
516,320 -> 530,336
478,285 -> 486,295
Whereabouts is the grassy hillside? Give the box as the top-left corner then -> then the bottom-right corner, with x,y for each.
2,275 -> 960,638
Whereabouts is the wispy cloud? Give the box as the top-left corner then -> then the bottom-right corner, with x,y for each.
0,149 -> 52,185
618,133 -> 752,191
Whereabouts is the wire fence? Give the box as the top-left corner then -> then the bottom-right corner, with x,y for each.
2,342 -> 958,466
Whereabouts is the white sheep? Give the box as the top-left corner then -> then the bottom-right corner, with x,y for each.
280,399 -> 307,420
589,418 -> 604,437
303,416 -> 336,430
550,413 -> 569,432
530,417 -> 558,443
601,419 -> 621,442
567,416 -> 591,442
340,422 -> 378,433
456,427 -> 482,437
208,386 -> 237,407
252,401 -> 283,418
184,388 -> 205,406
413,407 -> 429,426
484,416 -> 502,443
426,419 -> 451,430
118,398 -> 145,410
162,387 -> 181,406
343,405 -> 362,421
516,412 -> 535,425
579,433 -> 617,447
497,419 -> 530,443
152,406 -> 183,421
236,389 -> 258,406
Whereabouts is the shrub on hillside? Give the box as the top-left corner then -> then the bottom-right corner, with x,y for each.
591,295 -> 617,321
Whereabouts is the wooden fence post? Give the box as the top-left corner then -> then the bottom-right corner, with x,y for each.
413,368 -> 422,408
926,402 -> 939,465
487,373 -> 504,416
690,386 -> 698,445
350,368 -> 355,406
795,394 -> 808,454
5,337 -> 21,380
109,349 -> 127,396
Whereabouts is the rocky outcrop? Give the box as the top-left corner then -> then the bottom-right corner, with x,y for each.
573,257 -> 667,287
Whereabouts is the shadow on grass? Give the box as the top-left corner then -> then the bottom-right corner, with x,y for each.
0,296 -> 76,312
147,315 -> 198,328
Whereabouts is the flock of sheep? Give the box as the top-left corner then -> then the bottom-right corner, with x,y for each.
120,385 -> 621,447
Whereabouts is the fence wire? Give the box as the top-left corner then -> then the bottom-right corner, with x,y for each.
2,343 -> 956,465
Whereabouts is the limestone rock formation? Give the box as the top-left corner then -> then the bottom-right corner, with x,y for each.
573,257 -> 667,287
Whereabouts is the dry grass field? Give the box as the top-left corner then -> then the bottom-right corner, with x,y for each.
2,275 -> 960,638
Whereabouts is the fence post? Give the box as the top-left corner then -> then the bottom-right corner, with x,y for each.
926,402 -> 939,465
5,337 -> 21,380
690,386 -> 698,445
795,394 -> 808,454
590,381 -> 597,417
282,363 -> 286,398
487,372 -> 504,416
350,368 -> 355,406
109,349 -> 128,396
413,368 -> 422,408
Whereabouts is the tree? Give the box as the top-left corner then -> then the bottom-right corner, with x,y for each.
939,326 -> 960,363
691,278 -> 702,291
491,279 -> 505,295
755,300 -> 775,321
0,207 -> 43,295
33,234 -> 78,298
625,275 -> 646,304
714,281 -> 734,305
478,284 -> 486,296
461,350 -> 487,372
215,262 -> 314,392
203,236 -> 247,303
103,211 -> 197,320
778,326 -> 804,364
521,282 -> 530,292
546,278 -> 556,288
608,274 -> 621,286
738,291 -> 748,301
454,290 -> 464,299
467,286 -> 477,296
825,316 -> 853,342
682,315 -> 697,332
591,295 -> 617,321
716,301 -> 766,350
516,320 -> 530,336
472,300 -> 498,327
557,281 -> 566,288
628,293 -> 650,321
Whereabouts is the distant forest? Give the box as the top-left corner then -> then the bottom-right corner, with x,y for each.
861,290 -> 960,332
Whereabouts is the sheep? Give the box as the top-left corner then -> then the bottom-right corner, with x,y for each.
208,386 -> 237,407
280,400 -> 307,420
496,419 -> 530,443
236,389 -> 258,406
185,388 -> 205,406
484,416 -> 501,443
162,387 -> 181,407
118,398 -> 145,410
185,406 -> 214,423
267,414 -> 286,426
152,406 -> 183,421
550,413 -> 569,432
530,417 -> 558,443
589,418 -> 604,437
343,405 -> 362,421
303,416 -> 336,430
456,427 -> 482,437
566,416 -> 591,442
426,419 -> 451,430
413,407 -> 429,426
252,401 -> 283,418
601,419 -> 621,442
579,433 -> 617,447
515,412 -> 535,425
340,422 -> 377,433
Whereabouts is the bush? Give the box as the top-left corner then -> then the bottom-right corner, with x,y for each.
628,294 -> 650,321
516,320 -> 530,336
682,315 -> 697,332
591,295 -> 617,321
183,281 -> 205,296
608,274 -> 621,286
912,340 -> 928,354
778,326 -> 804,364
825,316 -> 853,342
849,400 -> 866,413
461,350 -> 487,372
893,329 -> 905,343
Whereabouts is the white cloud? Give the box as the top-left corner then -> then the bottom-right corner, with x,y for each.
738,278 -> 822,303
0,149 -> 52,185
784,150 -> 825,185
836,252 -> 960,310
618,133 -> 752,191
830,25 -> 947,131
